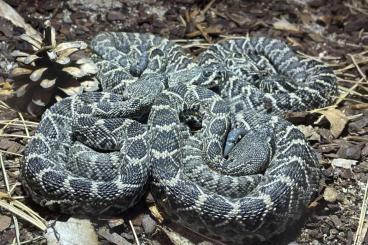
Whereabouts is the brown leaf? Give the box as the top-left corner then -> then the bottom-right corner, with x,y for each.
0,79 -> 12,95
148,204 -> 164,224
273,18 -> 301,33
318,109 -> 349,138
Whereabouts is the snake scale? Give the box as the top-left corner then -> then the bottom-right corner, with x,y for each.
21,32 -> 337,243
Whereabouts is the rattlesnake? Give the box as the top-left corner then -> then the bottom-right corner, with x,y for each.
21,32 -> 337,243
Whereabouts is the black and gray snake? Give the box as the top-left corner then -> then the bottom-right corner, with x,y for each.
21,32 -> 337,243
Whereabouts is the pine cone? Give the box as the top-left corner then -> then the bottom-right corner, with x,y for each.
9,25 -> 99,117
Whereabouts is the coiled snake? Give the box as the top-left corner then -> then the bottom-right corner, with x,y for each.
21,32 -> 337,243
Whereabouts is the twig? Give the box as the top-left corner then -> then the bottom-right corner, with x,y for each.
0,150 -> 23,157
349,54 -> 368,83
345,136 -> 368,142
350,103 -> 368,110
0,121 -> 38,127
17,113 -> 30,137
344,3 -> 368,16
19,236 -> 44,244
354,179 -> 368,245
338,85 -> 366,97
129,220 -> 140,245
0,153 -> 21,245
0,134 -> 32,139
194,23 -> 211,43
202,0 -> 216,15
182,43 -> 212,49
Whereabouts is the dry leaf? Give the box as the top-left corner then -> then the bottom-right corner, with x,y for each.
331,158 -> 357,169
148,203 -> 164,223
0,79 -> 13,96
273,18 -> 300,33
318,108 -> 349,138
0,0 -> 39,37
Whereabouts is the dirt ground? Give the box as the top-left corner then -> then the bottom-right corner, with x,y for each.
0,0 -> 367,244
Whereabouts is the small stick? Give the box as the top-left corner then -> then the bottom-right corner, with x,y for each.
129,220 -> 140,245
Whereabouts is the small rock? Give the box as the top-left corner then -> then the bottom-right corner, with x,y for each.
0,229 -> 15,244
45,218 -> 98,245
337,142 -> 362,160
358,161 -> 368,172
0,215 -> 11,231
349,116 -> 368,132
318,128 -> 334,142
322,166 -> 335,178
330,228 -> 338,235
311,239 -> 320,245
107,11 -> 125,21
142,214 -> 157,235
6,141 -> 23,154
0,139 -> 14,150
323,187 -> 338,203
338,168 -> 353,179
362,144 -> 368,158
330,215 -> 343,230
62,9 -> 73,24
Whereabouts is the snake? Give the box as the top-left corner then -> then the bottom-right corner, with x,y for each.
21,32 -> 337,243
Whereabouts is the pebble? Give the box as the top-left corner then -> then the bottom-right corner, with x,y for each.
349,116 -> 368,132
330,228 -> 338,235
311,239 -> 320,245
142,214 -> 157,235
0,215 -> 11,231
361,144 -> 368,158
337,142 -> 362,160
107,11 -> 125,21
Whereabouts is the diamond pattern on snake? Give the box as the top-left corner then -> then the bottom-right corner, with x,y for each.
21,32 -> 337,243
